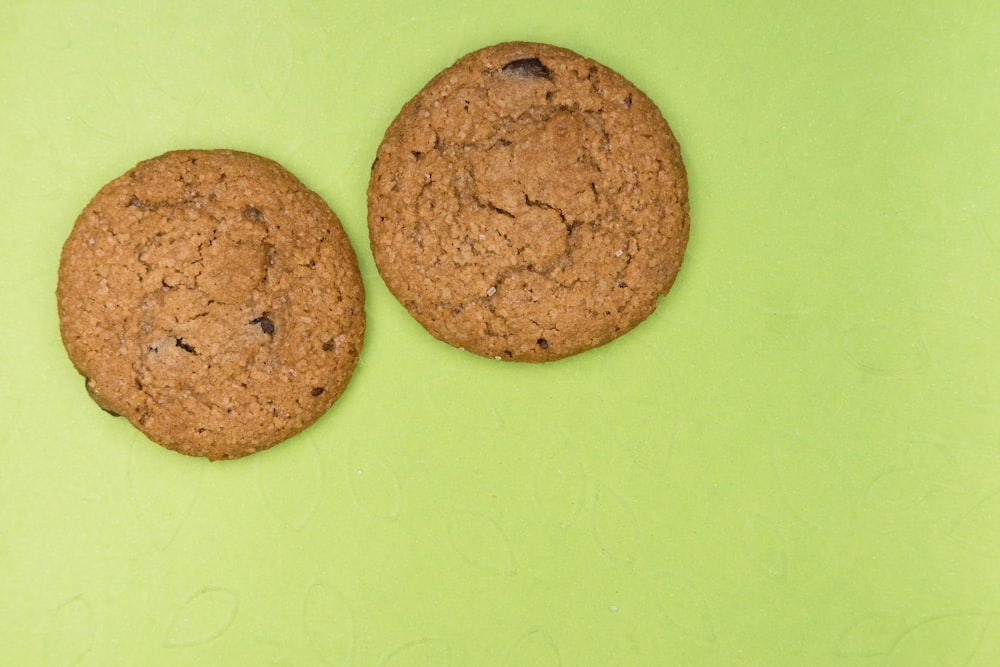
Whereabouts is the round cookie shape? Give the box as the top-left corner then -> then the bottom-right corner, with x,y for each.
368,41 -> 689,361
57,150 -> 365,460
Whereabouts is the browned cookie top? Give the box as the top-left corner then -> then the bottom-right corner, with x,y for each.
368,42 -> 689,361
57,150 -> 365,460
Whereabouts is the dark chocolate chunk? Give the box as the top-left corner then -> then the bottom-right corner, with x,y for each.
537,338 -> 549,349
501,57 -> 551,80
251,315 -> 275,335
311,387 -> 325,396
242,205 -> 265,222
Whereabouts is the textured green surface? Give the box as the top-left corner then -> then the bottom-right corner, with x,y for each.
1,1 -> 998,665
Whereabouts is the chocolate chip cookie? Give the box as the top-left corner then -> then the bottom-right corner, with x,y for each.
368,42 -> 689,361
57,149 -> 365,460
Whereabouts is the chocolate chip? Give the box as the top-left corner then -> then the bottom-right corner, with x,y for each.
322,339 -> 335,351
243,205 -> 265,222
175,338 -> 196,354
537,338 -> 549,349
311,387 -> 325,396
251,315 -> 275,335
501,57 -> 551,80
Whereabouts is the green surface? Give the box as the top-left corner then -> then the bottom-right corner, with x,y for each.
2,1 -> 998,665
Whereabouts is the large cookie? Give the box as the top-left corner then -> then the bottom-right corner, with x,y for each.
368,42 -> 689,361
57,150 -> 365,460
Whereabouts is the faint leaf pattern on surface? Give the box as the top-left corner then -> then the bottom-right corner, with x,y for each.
49,424 -> 122,503
658,575 -> 719,644
590,488 -> 640,564
865,467 -> 928,510
349,454 -> 402,519
141,22 -> 216,104
505,629 -> 561,667
447,511 -> 515,574
918,308 -> 999,413
951,491 -> 1000,557
970,616 -> 1000,667
836,612 -> 904,657
742,513 -> 787,580
285,131 -> 352,196
58,72 -> 126,138
128,441 -> 203,549
841,315 -> 926,375
381,639 -> 451,667
0,396 -> 21,443
44,596 -> 94,666
772,435 -> 856,532
533,448 -> 586,528
626,434 -> 674,476
886,614 -> 989,667
252,17 -> 294,101
303,580 -> 354,666
746,254 -> 817,316
255,436 -> 323,530
163,587 -> 238,648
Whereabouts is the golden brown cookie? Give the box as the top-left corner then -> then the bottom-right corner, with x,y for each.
57,150 -> 365,460
368,41 -> 689,361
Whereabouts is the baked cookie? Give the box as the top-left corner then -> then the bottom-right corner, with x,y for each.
57,150 -> 365,460
368,41 -> 689,361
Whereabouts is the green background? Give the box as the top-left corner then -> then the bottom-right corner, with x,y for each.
2,1 -> 998,665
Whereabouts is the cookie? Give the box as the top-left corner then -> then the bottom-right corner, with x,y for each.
57,149 -> 365,460
367,41 -> 689,361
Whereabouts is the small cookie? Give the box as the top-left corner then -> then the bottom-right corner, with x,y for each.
368,42 -> 689,361
57,150 -> 365,460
